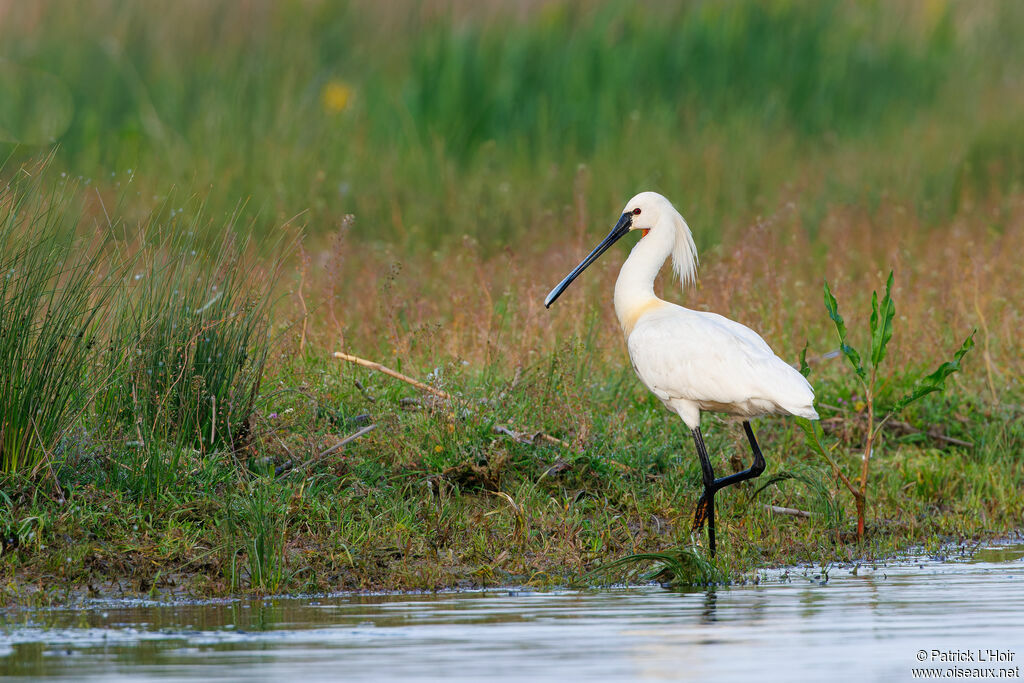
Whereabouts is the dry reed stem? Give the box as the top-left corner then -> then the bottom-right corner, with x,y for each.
492,424 -> 571,450
763,504 -> 812,518
332,352 -> 453,399
279,423 -> 378,478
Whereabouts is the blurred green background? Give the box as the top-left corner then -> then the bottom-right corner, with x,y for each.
1,0 -> 1022,249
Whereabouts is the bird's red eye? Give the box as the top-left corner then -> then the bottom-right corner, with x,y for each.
632,208 -> 642,215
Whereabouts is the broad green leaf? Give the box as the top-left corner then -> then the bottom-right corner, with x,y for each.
870,271 -> 895,368
799,342 -> 811,378
823,280 -> 847,339
824,280 -> 866,381
869,290 -> 879,350
892,330 -> 976,413
840,343 -> 865,380
797,417 -> 824,453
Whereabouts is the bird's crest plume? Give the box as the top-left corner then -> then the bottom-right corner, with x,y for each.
669,206 -> 699,291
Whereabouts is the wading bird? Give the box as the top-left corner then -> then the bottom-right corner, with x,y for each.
544,192 -> 817,555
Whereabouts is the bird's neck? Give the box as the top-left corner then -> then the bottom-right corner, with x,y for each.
613,221 -> 674,336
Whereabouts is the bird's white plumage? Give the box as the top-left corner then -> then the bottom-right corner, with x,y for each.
542,191 -> 816,555
627,303 -> 817,429
612,192 -> 818,430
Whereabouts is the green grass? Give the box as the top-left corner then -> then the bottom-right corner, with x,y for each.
2,347 -> 1021,599
0,1 -> 1022,249
0,161 -> 286,469
0,166 -> 109,474
95,218 -> 284,453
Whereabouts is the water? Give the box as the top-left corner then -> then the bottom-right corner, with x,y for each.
2,543 -> 1022,682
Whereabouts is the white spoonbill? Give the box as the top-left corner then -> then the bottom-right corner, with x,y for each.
544,192 -> 817,555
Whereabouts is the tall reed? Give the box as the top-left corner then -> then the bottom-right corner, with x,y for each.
95,208 -> 286,453
0,171 -> 108,473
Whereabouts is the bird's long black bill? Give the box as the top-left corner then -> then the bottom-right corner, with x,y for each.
544,212 -> 632,308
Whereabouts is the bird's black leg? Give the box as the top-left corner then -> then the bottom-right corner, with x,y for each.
691,427 -> 718,556
690,421 -> 767,556
710,421 -> 766,491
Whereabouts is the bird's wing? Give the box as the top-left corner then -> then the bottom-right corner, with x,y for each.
626,306 -> 813,409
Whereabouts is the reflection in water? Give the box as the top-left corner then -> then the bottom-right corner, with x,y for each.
1,543 -> 1022,682
701,590 -> 717,624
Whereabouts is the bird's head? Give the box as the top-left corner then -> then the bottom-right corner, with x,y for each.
620,191 -> 672,239
544,191 -> 696,308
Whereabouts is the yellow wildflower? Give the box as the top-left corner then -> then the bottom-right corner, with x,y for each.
321,80 -> 352,113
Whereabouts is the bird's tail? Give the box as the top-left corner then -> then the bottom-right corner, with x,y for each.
791,405 -> 819,421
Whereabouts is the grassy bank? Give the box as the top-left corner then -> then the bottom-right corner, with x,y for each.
2,355 -> 1022,600
1,169 -> 1021,601
1,0 -> 1023,600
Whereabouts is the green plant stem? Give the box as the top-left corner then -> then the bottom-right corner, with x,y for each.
857,376 -> 875,540
813,430 -> 859,500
